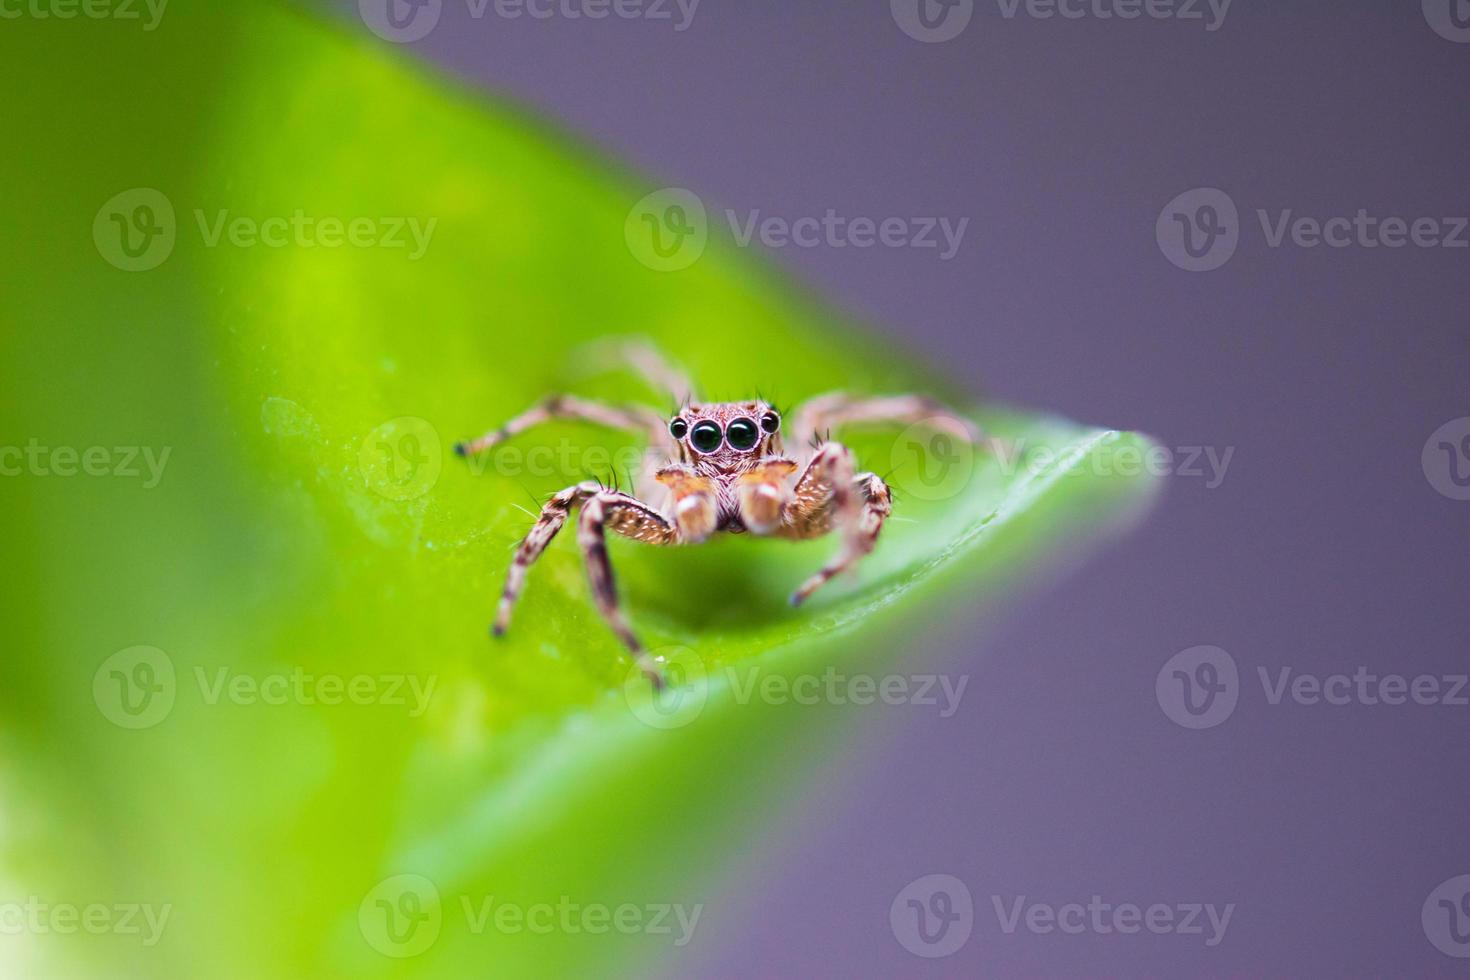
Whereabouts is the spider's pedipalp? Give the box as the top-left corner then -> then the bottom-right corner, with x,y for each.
736,458 -> 799,535
655,464 -> 718,542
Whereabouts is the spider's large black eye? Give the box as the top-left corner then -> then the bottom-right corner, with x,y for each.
760,411 -> 780,434
726,417 -> 759,450
689,420 -> 723,453
669,418 -> 689,440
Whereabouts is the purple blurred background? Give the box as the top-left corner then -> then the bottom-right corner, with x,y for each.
339,1 -> 1470,974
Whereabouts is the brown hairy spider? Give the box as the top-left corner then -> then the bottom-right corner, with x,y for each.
455,340 -> 982,688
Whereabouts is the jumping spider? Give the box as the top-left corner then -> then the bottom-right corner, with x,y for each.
455,341 -> 982,688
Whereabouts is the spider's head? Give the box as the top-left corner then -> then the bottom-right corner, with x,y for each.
668,401 -> 782,465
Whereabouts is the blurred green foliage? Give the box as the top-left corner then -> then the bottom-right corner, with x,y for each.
0,2 -> 1157,976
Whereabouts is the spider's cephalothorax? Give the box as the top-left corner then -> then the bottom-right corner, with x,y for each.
666,400 -> 788,534
455,341 -> 983,688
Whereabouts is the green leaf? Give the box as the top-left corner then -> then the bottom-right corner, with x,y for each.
0,4 -> 1158,977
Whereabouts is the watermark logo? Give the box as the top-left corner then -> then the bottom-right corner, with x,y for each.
889,416 -> 977,501
1156,645 -> 1238,730
1423,0 -> 1470,43
361,417 -> 443,501
890,874 -> 973,957
359,0 -> 442,42
891,0 -> 974,42
625,188 -> 707,272
360,874 -> 442,958
623,646 -> 709,729
1422,418 -> 1470,501
1424,874 -> 1470,958
94,188 -> 176,272
93,646 -> 177,729
1156,187 -> 1239,272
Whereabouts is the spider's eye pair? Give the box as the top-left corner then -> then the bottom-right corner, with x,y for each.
669,414 -> 778,452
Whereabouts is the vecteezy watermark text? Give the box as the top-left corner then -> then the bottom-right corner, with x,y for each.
993,0 -> 1231,30
0,0 -> 167,29
194,667 -> 437,717
357,875 -> 702,958
726,210 -> 969,262
0,441 -> 171,488
193,210 -> 436,259
623,650 -> 971,730
359,0 -> 701,44
0,899 -> 171,947
992,895 -> 1234,946
890,0 -> 1232,44
996,439 -> 1234,489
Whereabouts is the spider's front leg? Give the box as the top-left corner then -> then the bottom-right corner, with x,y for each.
780,443 -> 893,606
577,490 -> 680,687
494,480 -> 678,687
495,480 -> 601,637
789,392 -> 984,447
455,394 -> 668,458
